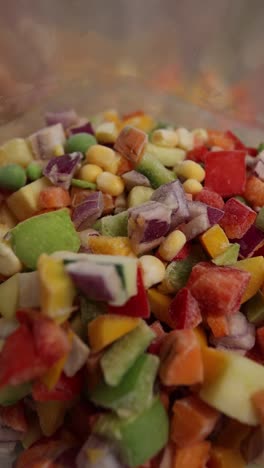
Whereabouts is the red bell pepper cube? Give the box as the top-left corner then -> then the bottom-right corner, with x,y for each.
0,312 -> 70,388
186,145 -> 209,163
172,242 -> 192,260
205,150 -> 246,197
169,287 -> 202,329
195,188 -> 225,209
247,147 -> 258,157
256,327 -> 264,357
0,401 -> 28,432
225,130 -> 246,150
108,268 -> 150,318
219,197 -> 256,239
187,262 -> 250,316
32,371 -> 83,402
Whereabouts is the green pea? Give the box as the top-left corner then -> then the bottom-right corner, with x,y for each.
0,164 -> 26,191
71,178 -> 96,189
26,162 -> 43,181
258,143 -> 264,153
65,133 -> 97,154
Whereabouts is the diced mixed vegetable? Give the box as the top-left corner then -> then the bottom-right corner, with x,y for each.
0,109 -> 263,467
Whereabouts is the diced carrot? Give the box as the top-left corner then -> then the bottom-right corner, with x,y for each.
214,417 -> 251,449
102,193 -> 115,215
244,175 -> 264,207
39,187 -> 71,209
251,389 -> 264,425
116,155 -> 134,175
172,441 -> 211,468
159,329 -> 203,386
201,346 -> 228,386
207,315 -> 229,338
208,446 -> 245,468
207,130 -> 235,150
122,110 -> 145,120
171,395 -> 220,447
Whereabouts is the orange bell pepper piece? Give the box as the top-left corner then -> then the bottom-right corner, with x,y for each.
172,441 -> 211,468
208,446 -> 245,468
251,389 -> 264,425
207,315 -> 229,338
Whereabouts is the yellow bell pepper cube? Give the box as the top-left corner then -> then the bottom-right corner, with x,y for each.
147,288 -> 174,328
194,326 -> 207,347
36,400 -> 68,437
88,315 -> 141,352
200,224 -> 229,258
7,177 -> 51,221
120,114 -> 155,133
38,254 -> 76,323
88,236 -> 134,257
234,256 -> 264,303
209,446 -> 245,468
40,355 -> 68,390
201,346 -> 229,386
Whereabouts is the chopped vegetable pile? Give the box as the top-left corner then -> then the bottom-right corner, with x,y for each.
0,109 -> 264,467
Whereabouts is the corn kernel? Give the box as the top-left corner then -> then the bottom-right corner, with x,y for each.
53,144 -> 64,157
139,255 -> 166,288
128,186 -> 154,208
176,128 -> 194,151
158,230 -> 186,262
192,128 -> 208,145
78,164 -> 103,183
183,179 -> 203,195
86,145 -> 120,174
96,172 -> 125,196
174,160 -> 205,182
96,122 -> 118,144
151,129 -> 179,148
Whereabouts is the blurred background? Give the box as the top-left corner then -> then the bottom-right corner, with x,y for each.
0,0 -> 264,141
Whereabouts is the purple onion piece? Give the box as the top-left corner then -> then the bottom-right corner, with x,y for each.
0,424 -> 22,442
122,170 -> 151,191
45,109 -> 79,129
69,122 -> 95,136
76,435 -> 124,468
66,262 -> 123,303
128,201 -> 172,255
234,225 -> 264,258
207,206 -> 224,226
210,312 -> 255,351
0,441 -> 17,455
43,152 -> 82,189
254,161 -> 264,181
180,213 -> 210,240
64,334 -> 90,377
28,123 -> 66,160
151,180 -> 189,229
72,192 -> 104,231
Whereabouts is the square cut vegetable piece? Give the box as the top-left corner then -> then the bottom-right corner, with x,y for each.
205,151 -> 246,197
219,198 -> 256,239
187,262 -> 250,316
200,224 -> 229,258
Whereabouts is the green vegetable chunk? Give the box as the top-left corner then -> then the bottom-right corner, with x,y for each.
136,153 -> 176,188
26,162 -> 43,181
93,211 -> 128,236
65,133 -> 97,154
101,321 -> 155,386
0,382 -> 31,406
90,354 -> 159,417
256,207 -> 264,232
94,397 -> 169,467
0,164 -> 26,191
212,243 -> 240,266
10,208 -> 80,270
244,290 -> 264,326
71,178 -> 96,189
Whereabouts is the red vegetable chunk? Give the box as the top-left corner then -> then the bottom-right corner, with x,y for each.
205,150 -> 246,197
0,402 -> 28,432
187,262 -> 251,316
32,371 -> 83,402
195,188 -> 224,210
187,145 -> 209,163
257,327 -> 264,356
219,197 -> 256,239
108,268 -> 150,318
225,130 -> 246,150
169,287 -> 202,329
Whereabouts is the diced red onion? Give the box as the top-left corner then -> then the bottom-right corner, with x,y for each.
28,123 -> 66,160
45,109 -> 79,129
77,435 -> 124,468
151,180 -> 189,229
180,213 -> 210,240
66,262 -> 123,304
43,152 -> 82,189
0,424 -> 22,442
72,192 -> 104,231
210,312 -> 255,351
64,333 -> 90,377
122,170 -> 151,191
128,201 -> 172,255
188,201 -> 207,218
207,206 -> 224,225
69,122 -> 95,136
234,225 -> 264,258
254,160 -> 264,181
0,441 -> 17,455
